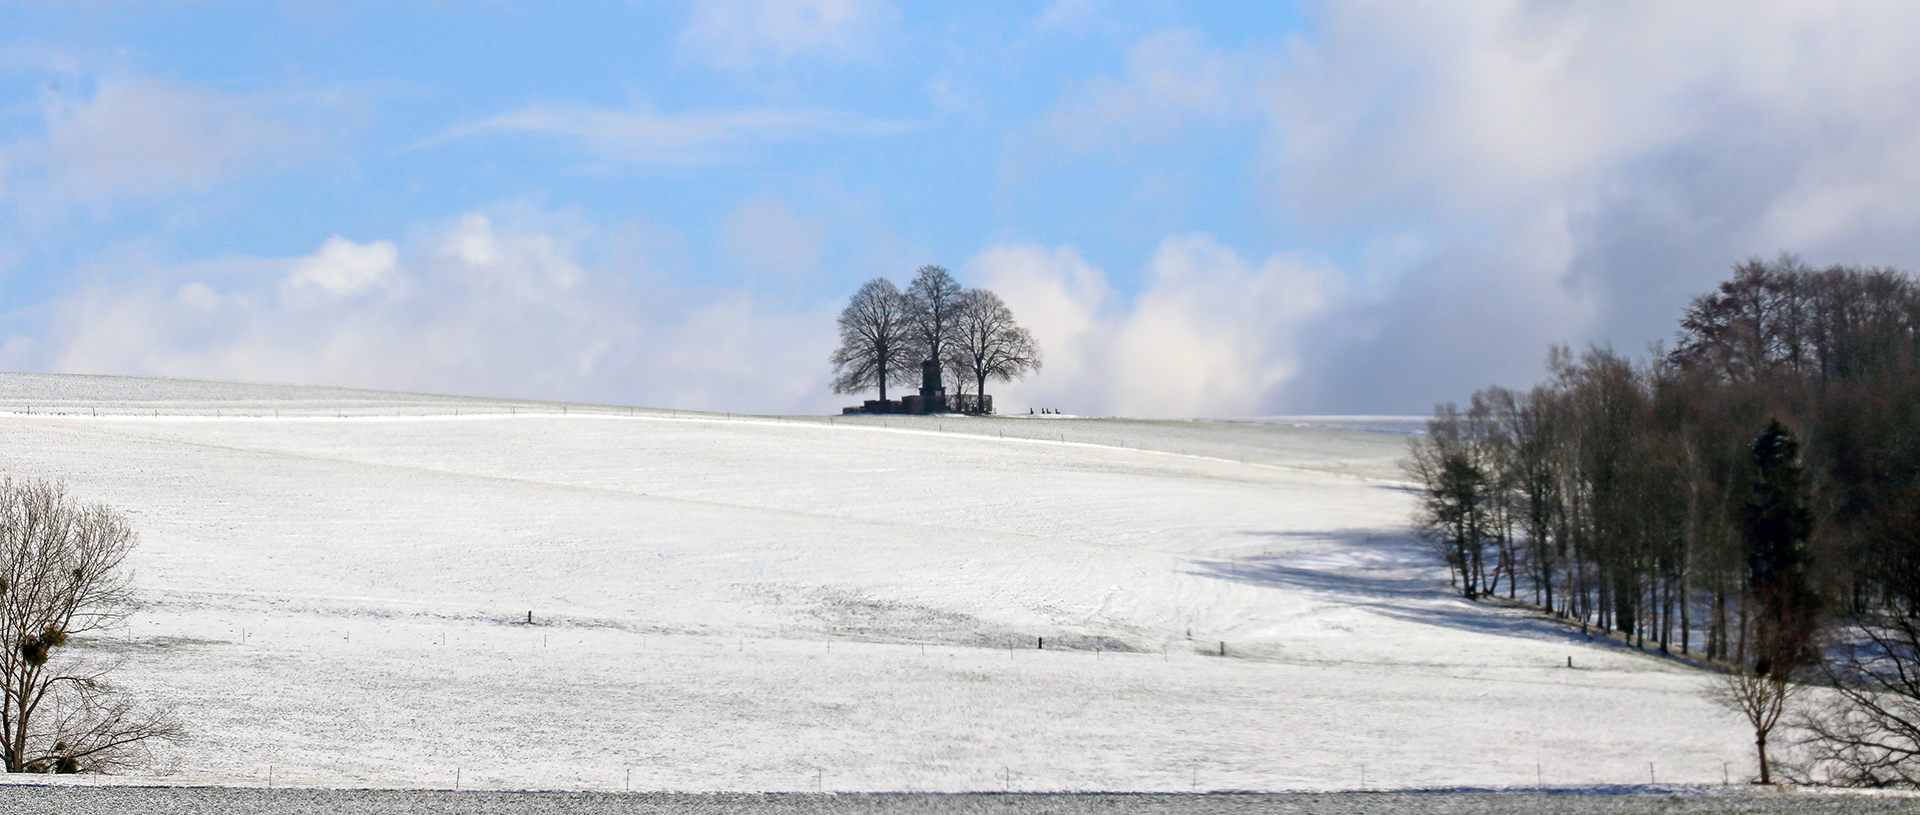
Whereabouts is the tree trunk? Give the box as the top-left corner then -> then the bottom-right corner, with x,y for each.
1506,529 -> 1518,599
1615,572 -> 1638,638
1659,573 -> 1671,654
1542,535 -> 1555,617
1736,597 -> 1748,668
1681,567 -> 1692,655
1711,578 -> 1727,660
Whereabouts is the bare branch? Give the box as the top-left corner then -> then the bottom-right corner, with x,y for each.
0,478 -> 178,773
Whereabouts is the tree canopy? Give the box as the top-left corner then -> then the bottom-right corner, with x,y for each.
830,277 -> 915,402
904,265 -> 965,378
948,289 -> 1041,402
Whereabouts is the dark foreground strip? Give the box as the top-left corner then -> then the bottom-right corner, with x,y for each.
0,787 -> 1912,815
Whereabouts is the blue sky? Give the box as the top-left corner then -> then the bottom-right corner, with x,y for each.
5,2 -> 1920,416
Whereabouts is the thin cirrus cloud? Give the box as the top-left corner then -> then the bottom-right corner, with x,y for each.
1043,27 -> 1271,152
423,103 -> 915,165
0,73 -> 335,216
680,0 -> 900,69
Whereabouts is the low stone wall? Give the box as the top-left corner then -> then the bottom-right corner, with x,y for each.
842,394 -> 992,415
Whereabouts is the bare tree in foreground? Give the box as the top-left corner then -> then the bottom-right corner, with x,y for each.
1707,664 -> 1803,784
0,479 -> 179,773
830,277 -> 915,402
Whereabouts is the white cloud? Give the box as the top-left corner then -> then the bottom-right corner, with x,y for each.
970,244 -> 1108,412
654,291 -> 839,411
1278,1 -> 1920,242
428,104 -> 911,165
680,0 -> 899,69
0,74 -> 332,216
284,236 -> 398,301
1246,1 -> 1920,410
13,211 -> 843,414
1109,237 -> 1330,417
972,236 -> 1332,417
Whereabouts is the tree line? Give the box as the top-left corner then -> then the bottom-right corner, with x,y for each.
831,265 -> 1040,410
1406,256 -> 1920,786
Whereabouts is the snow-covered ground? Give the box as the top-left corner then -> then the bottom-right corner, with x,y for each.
0,373 -> 1750,792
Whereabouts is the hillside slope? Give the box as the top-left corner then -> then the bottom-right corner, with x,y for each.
0,373 -> 1745,791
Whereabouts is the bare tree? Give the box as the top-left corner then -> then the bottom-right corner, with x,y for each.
942,349 -> 975,404
948,288 -> 1041,404
0,479 -> 180,773
1406,405 -> 1493,598
1796,615 -> 1920,786
904,265 -> 966,387
1669,256 -> 1803,384
831,277 -> 915,402
1707,667 -> 1803,784
1794,492 -> 1920,787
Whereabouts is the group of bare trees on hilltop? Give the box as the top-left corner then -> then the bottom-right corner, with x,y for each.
1407,256 -> 1920,786
830,265 -> 1041,409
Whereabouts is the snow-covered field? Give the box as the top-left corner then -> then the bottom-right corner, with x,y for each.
0,373 -> 1751,792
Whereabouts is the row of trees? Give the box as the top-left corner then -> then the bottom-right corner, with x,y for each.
1407,256 -> 1920,785
830,265 -> 1041,406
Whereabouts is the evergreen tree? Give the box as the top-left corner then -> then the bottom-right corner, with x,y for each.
1743,419 -> 1818,679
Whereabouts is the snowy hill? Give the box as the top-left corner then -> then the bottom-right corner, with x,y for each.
0,372 -> 1747,791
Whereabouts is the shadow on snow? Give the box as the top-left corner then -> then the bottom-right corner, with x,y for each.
1183,529 -> 1687,661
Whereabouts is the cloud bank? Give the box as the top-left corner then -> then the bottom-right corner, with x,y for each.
972,236 -> 1331,417
6,212 -> 841,414
1262,1 -> 1920,411
1031,3 -> 1920,414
